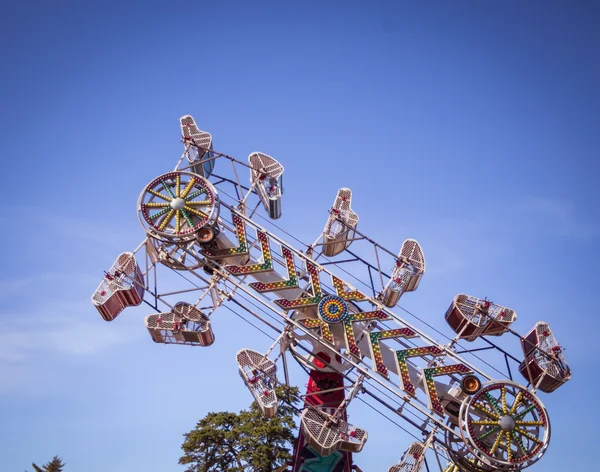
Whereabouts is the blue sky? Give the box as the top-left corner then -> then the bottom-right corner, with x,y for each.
1,1 -> 598,471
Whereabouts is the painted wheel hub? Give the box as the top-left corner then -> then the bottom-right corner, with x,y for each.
318,295 -> 349,323
170,197 -> 186,210
499,415 -> 516,431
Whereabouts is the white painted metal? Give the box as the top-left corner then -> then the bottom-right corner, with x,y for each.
180,115 -> 215,177
322,188 -> 359,257
248,152 -> 284,219
389,441 -> 426,472
237,348 -> 278,417
300,406 -> 367,456
92,252 -> 144,321
145,302 -> 214,346
382,239 -> 426,308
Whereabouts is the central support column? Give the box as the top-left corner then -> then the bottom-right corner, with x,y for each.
291,357 -> 353,472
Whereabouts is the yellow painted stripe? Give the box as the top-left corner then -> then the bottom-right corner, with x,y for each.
184,205 -> 208,219
490,430 -> 504,454
514,427 -> 542,445
473,402 -> 500,420
185,199 -> 211,206
158,209 -> 175,230
516,421 -> 544,426
148,189 -> 171,202
509,391 -> 523,415
180,179 -> 195,198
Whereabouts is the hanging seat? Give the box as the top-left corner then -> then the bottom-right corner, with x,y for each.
301,406 -> 367,457
518,321 -> 571,393
388,441 -> 426,472
145,302 -> 214,346
180,115 -> 215,178
445,294 -> 516,341
248,152 -> 284,219
322,188 -> 359,257
91,252 -> 144,321
381,239 -> 426,307
237,348 -> 278,417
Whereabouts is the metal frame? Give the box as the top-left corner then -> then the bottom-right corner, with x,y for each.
90,117 -> 571,472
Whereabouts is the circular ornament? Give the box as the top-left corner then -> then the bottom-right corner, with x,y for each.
317,295 -> 349,323
459,380 -> 550,470
138,171 -> 219,240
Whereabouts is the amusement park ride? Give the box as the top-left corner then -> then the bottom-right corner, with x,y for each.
91,115 -> 572,472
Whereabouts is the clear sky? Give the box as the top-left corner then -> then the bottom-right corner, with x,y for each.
1,1 -> 598,471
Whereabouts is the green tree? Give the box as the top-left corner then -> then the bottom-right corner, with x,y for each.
179,386 -> 299,472
30,456 -> 65,472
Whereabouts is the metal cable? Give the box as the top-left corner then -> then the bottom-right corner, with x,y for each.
356,396 -> 422,442
222,303 -> 277,341
219,182 -> 517,378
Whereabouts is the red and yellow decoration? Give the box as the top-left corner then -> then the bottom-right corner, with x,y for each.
343,310 -> 391,358
395,346 -> 444,395
274,261 -> 323,310
226,230 -> 272,275
204,213 -> 248,258
423,364 -> 472,415
250,246 -> 298,292
331,276 -> 365,301
299,318 -> 335,345
368,328 -> 417,378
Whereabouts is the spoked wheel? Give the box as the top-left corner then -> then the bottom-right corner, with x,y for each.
146,236 -> 204,270
138,171 -> 219,240
444,421 -> 497,472
459,381 -> 550,470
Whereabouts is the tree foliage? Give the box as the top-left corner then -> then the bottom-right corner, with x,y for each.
179,386 -> 299,472
30,456 -> 65,472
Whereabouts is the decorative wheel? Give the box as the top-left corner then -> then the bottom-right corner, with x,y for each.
318,295 -> 349,323
458,381 -> 550,470
444,421 -> 497,472
138,171 -> 219,240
